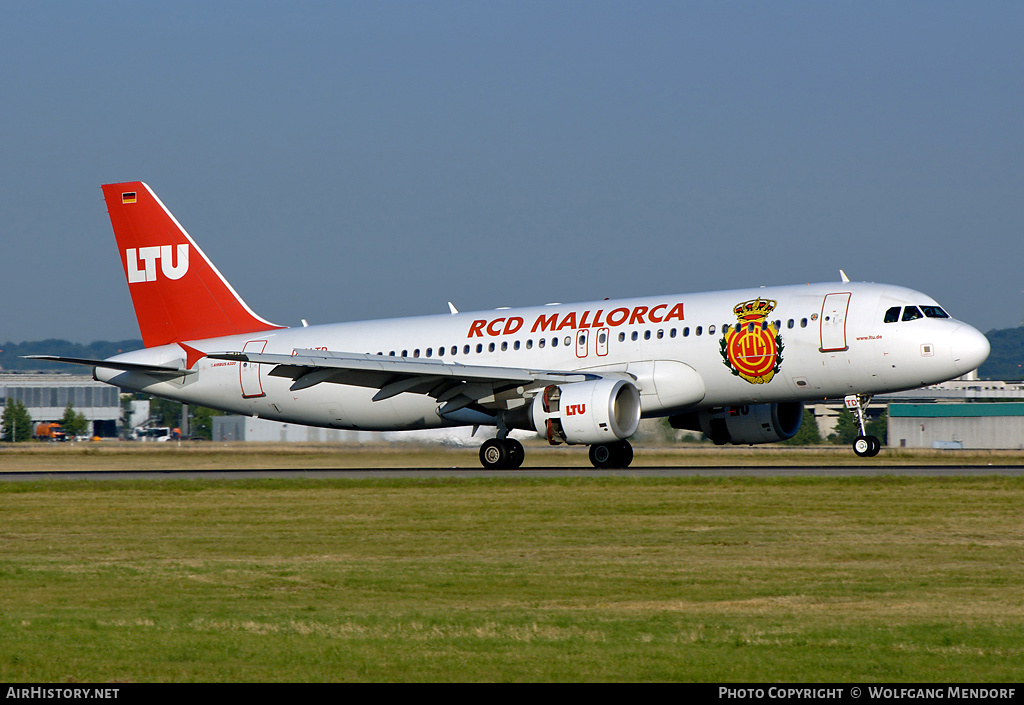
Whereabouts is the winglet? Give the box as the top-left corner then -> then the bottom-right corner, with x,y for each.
103,182 -> 285,348
840,269 -> 850,283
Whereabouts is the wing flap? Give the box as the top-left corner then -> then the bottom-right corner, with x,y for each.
205,349 -> 596,406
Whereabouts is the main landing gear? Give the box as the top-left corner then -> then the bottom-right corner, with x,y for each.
588,440 -> 634,469
846,394 -> 881,458
478,437 -> 635,469
479,437 -> 525,469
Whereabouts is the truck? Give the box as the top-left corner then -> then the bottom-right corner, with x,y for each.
34,422 -> 68,441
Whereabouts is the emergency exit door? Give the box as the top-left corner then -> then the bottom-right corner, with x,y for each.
240,340 -> 268,398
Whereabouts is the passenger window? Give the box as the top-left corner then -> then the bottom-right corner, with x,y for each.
476,344 -> 482,353
539,339 -> 546,348
695,326 -> 703,336
488,342 -> 495,352
787,319 -> 795,329
800,318 -> 807,328
884,306 -> 901,323
463,345 -> 470,354
526,339 -> 533,349
631,331 -> 639,341
902,306 -> 923,322
501,342 -> 508,351
618,332 -> 625,342
708,325 -> 715,335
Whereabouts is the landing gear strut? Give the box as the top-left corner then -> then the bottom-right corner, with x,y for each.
588,440 -> 634,469
845,394 -> 881,457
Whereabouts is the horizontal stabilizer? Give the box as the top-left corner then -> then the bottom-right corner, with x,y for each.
22,355 -> 195,377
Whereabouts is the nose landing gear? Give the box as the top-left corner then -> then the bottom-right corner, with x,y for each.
846,394 -> 881,457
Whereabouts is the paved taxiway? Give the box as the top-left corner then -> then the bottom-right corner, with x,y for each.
2,464 -> 1024,481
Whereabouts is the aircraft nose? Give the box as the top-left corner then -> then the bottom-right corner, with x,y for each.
951,324 -> 990,375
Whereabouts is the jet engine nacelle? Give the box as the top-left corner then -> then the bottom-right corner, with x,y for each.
527,379 -> 641,445
670,402 -> 803,445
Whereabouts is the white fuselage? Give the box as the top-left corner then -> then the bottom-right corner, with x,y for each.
94,281 -> 990,433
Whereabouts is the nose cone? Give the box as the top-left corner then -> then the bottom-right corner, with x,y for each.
951,324 -> 990,375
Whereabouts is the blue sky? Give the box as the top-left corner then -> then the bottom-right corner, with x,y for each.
2,1 -> 1022,342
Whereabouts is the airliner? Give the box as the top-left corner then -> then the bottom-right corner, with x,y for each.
31,182 -> 991,468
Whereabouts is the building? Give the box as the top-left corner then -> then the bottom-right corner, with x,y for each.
0,372 -> 122,437
888,403 -> 1024,450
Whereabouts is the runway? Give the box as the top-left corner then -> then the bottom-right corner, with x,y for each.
3,464 -> 1024,481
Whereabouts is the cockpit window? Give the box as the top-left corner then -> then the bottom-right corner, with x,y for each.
884,306 -> 901,323
921,305 -> 950,319
902,306 -> 923,322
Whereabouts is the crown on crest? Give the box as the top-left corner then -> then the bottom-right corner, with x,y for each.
733,298 -> 777,321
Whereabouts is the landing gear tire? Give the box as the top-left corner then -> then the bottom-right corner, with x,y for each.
853,435 -> 881,458
589,440 -> 634,469
479,438 -> 525,469
506,439 -> 525,469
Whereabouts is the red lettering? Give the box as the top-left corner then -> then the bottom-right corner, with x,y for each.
504,317 -> 523,335
629,306 -> 648,325
468,319 -> 487,337
664,303 -> 684,322
532,312 -> 559,333
648,303 -> 667,323
486,318 -> 506,336
606,308 -> 630,326
593,309 -> 605,327
557,311 -> 577,331
578,310 -> 592,328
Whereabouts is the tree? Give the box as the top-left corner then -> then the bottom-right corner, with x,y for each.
2,399 -> 33,443
828,407 -> 887,445
828,408 -> 861,445
865,409 -> 888,444
781,408 -> 823,445
189,405 -> 223,440
59,402 -> 90,438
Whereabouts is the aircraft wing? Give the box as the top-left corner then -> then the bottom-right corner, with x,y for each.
21,355 -> 196,377
206,348 -> 599,414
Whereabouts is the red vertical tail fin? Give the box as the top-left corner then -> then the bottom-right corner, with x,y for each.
102,182 -> 284,348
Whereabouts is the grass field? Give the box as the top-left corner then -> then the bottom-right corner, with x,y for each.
1,444 -> 1023,682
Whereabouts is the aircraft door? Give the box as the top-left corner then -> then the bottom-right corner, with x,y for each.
240,340 -> 268,398
820,293 -> 851,352
596,327 -> 609,356
576,329 -> 589,358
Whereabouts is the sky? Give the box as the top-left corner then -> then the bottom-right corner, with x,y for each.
2,1 -> 1022,343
